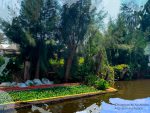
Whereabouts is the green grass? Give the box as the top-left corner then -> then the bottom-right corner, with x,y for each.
0,85 -> 99,104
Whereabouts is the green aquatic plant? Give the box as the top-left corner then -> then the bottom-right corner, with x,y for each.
1,85 -> 99,104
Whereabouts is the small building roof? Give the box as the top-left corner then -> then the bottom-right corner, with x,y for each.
5,44 -> 19,51
0,44 -> 19,51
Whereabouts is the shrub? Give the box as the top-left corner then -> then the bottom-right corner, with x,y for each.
49,58 -> 65,83
53,67 -> 64,83
113,64 -> 129,71
95,79 -> 109,90
72,57 -> 95,82
0,57 -> 23,82
108,66 -> 115,79
99,65 -> 114,85
84,75 -> 110,90
84,74 -> 98,86
113,64 -> 131,80
4,57 -> 23,74
0,74 -> 12,83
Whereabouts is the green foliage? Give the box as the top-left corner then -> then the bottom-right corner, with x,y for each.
53,68 -> 64,83
140,0 -> 150,36
0,75 -> 12,83
1,0 -> 60,79
0,0 -> 148,83
99,65 -> 114,85
49,58 -> 65,83
2,85 -> 98,104
49,59 -> 64,66
60,0 -> 96,81
85,74 -> 98,86
84,75 -> 110,90
61,0 -> 92,46
0,56 -> 5,66
78,57 -> 84,65
113,64 -> 129,71
105,3 -> 148,80
4,57 -> 23,74
0,56 -> 23,82
113,64 -> 131,80
49,56 -> 94,83
95,79 -> 109,90
107,66 -> 115,82
72,57 -> 95,82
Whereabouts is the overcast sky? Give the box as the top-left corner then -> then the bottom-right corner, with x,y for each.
0,0 -> 148,25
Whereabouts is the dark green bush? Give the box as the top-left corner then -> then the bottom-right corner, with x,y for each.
53,67 -> 64,83
84,74 -> 98,86
1,57 -> 23,82
84,75 -> 110,90
49,58 -> 65,83
0,74 -> 12,83
71,57 -> 95,82
95,79 -> 109,90
99,65 -> 114,85
113,64 -> 131,80
4,57 -> 23,74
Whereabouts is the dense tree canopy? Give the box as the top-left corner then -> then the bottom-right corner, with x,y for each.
0,0 -> 149,83
1,0 -> 60,80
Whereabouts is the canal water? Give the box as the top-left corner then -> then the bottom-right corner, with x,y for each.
17,80 -> 150,113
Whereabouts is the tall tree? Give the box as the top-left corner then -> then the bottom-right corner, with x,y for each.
1,0 -> 60,81
61,0 -> 93,82
140,0 -> 150,40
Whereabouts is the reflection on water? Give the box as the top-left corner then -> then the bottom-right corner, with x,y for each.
114,80 -> 150,100
77,98 -> 150,113
31,105 -> 52,113
17,80 -> 150,113
76,103 -> 100,113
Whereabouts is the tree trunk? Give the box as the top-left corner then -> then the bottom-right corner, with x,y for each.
24,60 -> 31,81
65,46 -> 76,82
95,51 -> 102,74
35,59 -> 40,79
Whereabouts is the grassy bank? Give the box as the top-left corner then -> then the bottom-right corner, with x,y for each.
0,85 -> 100,104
